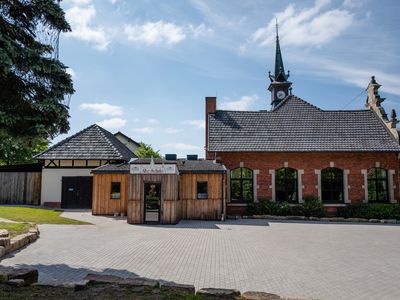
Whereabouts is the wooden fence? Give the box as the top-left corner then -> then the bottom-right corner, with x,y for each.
0,172 -> 41,205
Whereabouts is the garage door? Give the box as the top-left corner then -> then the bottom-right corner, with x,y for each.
61,176 -> 93,209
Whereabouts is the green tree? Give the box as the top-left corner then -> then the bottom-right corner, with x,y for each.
134,143 -> 162,158
0,0 -> 74,143
0,134 -> 48,165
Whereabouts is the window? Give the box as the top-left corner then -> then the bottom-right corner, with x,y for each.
197,182 -> 208,199
275,168 -> 298,203
321,167 -> 343,203
111,182 -> 121,199
230,167 -> 253,202
367,168 -> 388,202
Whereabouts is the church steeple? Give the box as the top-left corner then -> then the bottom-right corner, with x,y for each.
268,20 -> 292,109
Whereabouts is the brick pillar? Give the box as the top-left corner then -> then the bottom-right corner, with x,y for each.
205,97 -> 217,159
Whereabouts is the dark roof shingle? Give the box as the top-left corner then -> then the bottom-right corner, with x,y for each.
208,96 -> 400,152
35,124 -> 136,161
92,159 -> 226,174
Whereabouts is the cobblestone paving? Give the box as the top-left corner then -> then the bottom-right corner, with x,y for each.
2,211 -> 400,300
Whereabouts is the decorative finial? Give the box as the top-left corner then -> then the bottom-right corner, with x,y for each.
276,18 -> 279,38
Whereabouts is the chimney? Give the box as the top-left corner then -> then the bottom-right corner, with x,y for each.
205,97 -> 217,158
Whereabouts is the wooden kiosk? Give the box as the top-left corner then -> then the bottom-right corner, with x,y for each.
127,159 -> 180,224
92,157 -> 226,224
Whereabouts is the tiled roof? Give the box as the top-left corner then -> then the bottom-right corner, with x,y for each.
92,159 -> 226,174
208,96 -> 400,152
130,158 -> 226,173
35,124 -> 136,161
177,160 -> 226,173
91,163 -> 130,174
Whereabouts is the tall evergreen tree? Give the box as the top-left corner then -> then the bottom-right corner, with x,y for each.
0,0 -> 74,143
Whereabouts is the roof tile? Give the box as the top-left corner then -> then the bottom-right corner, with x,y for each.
35,124 -> 136,161
208,96 -> 400,152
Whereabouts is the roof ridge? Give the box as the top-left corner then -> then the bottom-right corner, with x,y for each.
34,124 -> 98,159
35,124 -> 136,161
273,95 -> 322,112
114,131 -> 140,147
95,125 -> 126,159
367,108 -> 400,145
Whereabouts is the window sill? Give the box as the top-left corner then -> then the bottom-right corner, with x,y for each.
323,203 -> 346,207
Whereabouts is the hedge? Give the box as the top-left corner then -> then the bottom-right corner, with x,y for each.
246,195 -> 325,217
336,203 -> 400,220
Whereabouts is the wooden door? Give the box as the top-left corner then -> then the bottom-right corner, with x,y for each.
144,183 -> 161,223
61,176 -> 93,209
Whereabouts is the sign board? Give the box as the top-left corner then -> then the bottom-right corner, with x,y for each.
130,157 -> 178,175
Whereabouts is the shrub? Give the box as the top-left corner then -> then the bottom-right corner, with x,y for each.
301,195 -> 325,217
246,196 -> 325,217
337,203 -> 400,220
246,199 -> 277,215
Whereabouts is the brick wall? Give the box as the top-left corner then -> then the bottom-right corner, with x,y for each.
207,151 -> 400,205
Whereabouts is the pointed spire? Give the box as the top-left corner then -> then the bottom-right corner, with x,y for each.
269,19 -> 289,83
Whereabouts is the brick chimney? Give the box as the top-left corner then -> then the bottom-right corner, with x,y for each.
205,97 -> 217,158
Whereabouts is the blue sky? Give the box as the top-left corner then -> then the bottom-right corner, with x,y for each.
57,0 -> 400,158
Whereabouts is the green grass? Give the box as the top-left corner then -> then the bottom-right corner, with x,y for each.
0,206 -> 90,225
0,222 -> 31,238
0,284 -> 209,300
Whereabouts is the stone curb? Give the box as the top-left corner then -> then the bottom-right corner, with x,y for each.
0,224 -> 40,259
0,266 -> 39,285
3,270 -> 312,300
241,215 -> 399,224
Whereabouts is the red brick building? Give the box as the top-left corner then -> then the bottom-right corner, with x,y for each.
205,29 -> 400,215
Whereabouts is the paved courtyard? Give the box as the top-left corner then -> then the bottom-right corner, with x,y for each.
2,211 -> 400,300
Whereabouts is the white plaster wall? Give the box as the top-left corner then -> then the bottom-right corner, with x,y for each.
40,168 -> 93,205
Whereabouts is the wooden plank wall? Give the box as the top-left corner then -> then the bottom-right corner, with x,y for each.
127,174 -> 179,224
92,173 -> 128,215
0,172 -> 41,205
180,173 -> 223,220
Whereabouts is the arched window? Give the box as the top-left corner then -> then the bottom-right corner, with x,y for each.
367,168 -> 388,202
230,167 -> 253,202
321,167 -> 344,203
275,168 -> 298,203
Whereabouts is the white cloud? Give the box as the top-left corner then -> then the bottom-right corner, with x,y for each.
189,23 -> 213,38
97,118 -> 126,129
79,102 -> 123,116
65,5 -> 110,51
184,120 -> 205,129
252,0 -> 353,47
146,118 -> 159,124
319,61 -> 400,96
220,95 -> 259,111
164,128 -> 183,134
124,21 -> 186,45
132,127 -> 156,134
